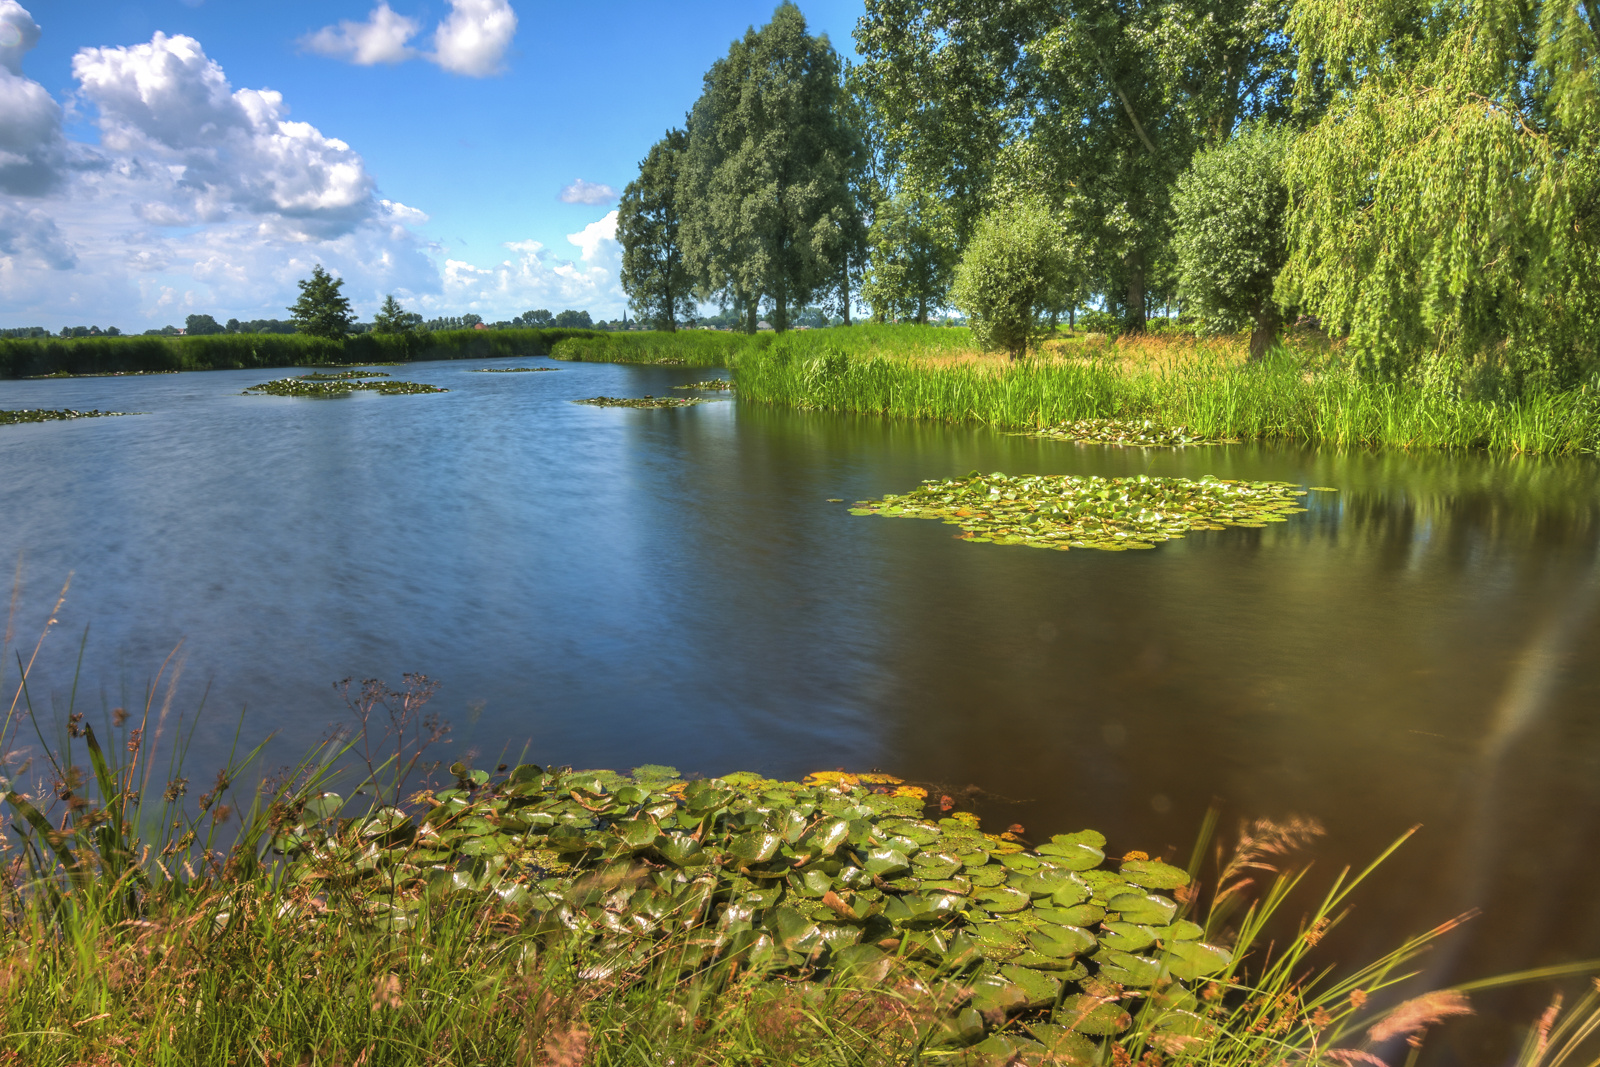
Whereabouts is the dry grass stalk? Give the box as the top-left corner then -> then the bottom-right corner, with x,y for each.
1367,989 -> 1474,1045
1215,816 -> 1326,906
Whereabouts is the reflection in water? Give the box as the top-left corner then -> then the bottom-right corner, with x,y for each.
2,361 -> 1599,1059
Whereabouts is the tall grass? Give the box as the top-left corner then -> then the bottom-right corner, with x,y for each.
0,328 -> 602,379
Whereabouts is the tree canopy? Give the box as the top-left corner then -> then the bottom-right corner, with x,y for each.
288,266 -> 355,340
618,129 -> 696,331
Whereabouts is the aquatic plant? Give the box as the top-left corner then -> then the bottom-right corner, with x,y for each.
574,395 -> 713,408
850,472 -> 1309,551
673,378 -> 737,391
243,376 -> 447,397
0,408 -> 130,425
1022,417 -> 1227,447
298,370 -> 391,381
468,366 -> 560,373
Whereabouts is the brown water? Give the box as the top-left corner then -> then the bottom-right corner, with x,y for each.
2,357 -> 1597,1060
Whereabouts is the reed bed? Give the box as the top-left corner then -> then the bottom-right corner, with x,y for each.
0,329 -> 601,379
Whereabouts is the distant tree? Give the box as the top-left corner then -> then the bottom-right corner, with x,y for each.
862,192 -> 955,323
1173,123 -> 1293,361
681,3 -> 865,332
371,294 -> 421,335
287,265 -> 355,340
185,314 -> 225,336
951,199 -> 1079,360
105,326 -> 121,337
619,129 -> 695,332
554,310 -> 593,329
225,318 -> 242,333
520,309 -> 555,328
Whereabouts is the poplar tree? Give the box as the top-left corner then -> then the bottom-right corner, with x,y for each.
682,3 -> 864,332
617,129 -> 695,331
1281,0 -> 1600,389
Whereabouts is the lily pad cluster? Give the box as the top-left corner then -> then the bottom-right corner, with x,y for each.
0,408 -> 128,425
1024,419 -> 1227,448
274,766 -> 1227,1063
244,372 -> 446,397
470,367 -> 560,373
574,396 -> 712,409
672,379 -> 736,391
849,472 -> 1308,551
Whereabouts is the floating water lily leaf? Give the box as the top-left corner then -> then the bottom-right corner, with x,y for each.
1163,939 -> 1233,980
0,408 -> 131,426
1100,922 -> 1158,952
574,395 -> 712,409
1028,924 -> 1096,958
1056,994 -> 1132,1035
1106,891 -> 1178,926
470,367 -> 559,373
852,472 -> 1307,552
1025,1023 -> 1099,1064
1120,858 -> 1191,890
1094,949 -> 1163,988
1000,964 -> 1063,1009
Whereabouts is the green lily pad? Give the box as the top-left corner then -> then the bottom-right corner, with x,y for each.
1100,922 -> 1157,951
974,886 -> 1031,914
1094,949 -> 1162,988
1055,994 -> 1131,1035
1120,858 -> 1191,890
1163,939 -> 1233,980
1106,891 -> 1177,926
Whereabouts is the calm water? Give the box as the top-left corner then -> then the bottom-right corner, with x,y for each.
3,357 -> 1598,1056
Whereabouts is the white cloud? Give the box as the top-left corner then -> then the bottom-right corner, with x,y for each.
0,2 -> 67,196
0,201 -> 74,268
559,178 -> 616,205
424,211 -> 622,317
300,3 -> 420,66
431,0 -> 516,77
72,33 -> 376,235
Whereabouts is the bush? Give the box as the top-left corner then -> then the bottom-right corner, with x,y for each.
950,200 -> 1078,360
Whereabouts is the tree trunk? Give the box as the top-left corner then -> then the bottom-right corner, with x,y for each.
1068,305 -> 1076,330
1124,250 -> 1147,334
774,288 -> 788,333
916,294 -> 928,325
840,254 -> 853,326
1248,302 -> 1280,362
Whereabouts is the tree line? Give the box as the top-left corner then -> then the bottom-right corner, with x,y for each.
617,0 -> 1600,390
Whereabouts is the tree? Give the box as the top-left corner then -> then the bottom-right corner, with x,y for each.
371,294 -> 421,335
554,310 -> 593,329
861,191 -> 956,322
288,265 -> 355,340
520,309 -> 555,328
618,129 -> 696,331
184,314 -> 225,336
950,199 -> 1079,359
1172,123 -> 1293,360
1282,0 -> 1600,390
856,0 -> 1302,332
681,3 -> 865,332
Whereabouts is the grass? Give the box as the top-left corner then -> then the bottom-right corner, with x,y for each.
3,587 -> 1599,1066
0,329 -> 604,380
549,326 -> 1600,456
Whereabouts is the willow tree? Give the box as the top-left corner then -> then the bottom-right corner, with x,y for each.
1282,0 -> 1600,389
618,129 -> 695,331
682,4 -> 864,333
856,0 -> 1301,331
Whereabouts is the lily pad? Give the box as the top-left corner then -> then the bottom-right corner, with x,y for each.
1,408 -> 131,425
574,395 -> 712,409
1021,417 -> 1229,448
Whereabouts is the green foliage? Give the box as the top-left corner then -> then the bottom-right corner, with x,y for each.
682,2 -> 864,331
861,192 -> 956,323
1281,0 -> 1600,391
371,294 -> 421,335
288,265 -> 356,340
951,200 -> 1078,359
184,313 -> 225,336
0,408 -> 129,426
1173,123 -> 1295,359
554,310 -> 593,329
619,129 -> 696,331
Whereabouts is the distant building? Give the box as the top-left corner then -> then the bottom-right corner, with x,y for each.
473,322 -> 489,330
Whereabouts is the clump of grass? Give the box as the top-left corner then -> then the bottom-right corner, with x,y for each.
0,409 -> 131,426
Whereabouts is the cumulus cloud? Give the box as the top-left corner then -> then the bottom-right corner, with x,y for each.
429,210 -> 622,317
303,0 -> 516,77
0,201 -> 74,268
559,178 -> 616,205
72,32 -> 376,235
300,3 -> 420,66
432,0 -> 517,76
0,1 -> 67,195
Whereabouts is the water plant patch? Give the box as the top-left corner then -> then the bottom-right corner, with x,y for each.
1022,418 -> 1228,447
244,375 -> 447,397
673,379 -> 736,391
0,408 -> 130,425
299,370 -> 390,381
469,367 -> 560,373
273,764 -> 1226,1062
574,395 -> 713,408
850,472 -> 1308,551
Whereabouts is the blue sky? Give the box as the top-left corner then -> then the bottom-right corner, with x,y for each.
0,0 -> 867,329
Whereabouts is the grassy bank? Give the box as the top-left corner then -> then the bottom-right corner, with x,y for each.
0,328 -> 603,379
551,326 -> 1600,455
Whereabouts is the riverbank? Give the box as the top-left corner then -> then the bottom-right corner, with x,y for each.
0,328 -> 598,379
550,326 -> 1600,456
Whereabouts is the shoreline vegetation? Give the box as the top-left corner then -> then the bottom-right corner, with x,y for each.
5,658 -> 1597,1067
6,323 -> 1598,455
